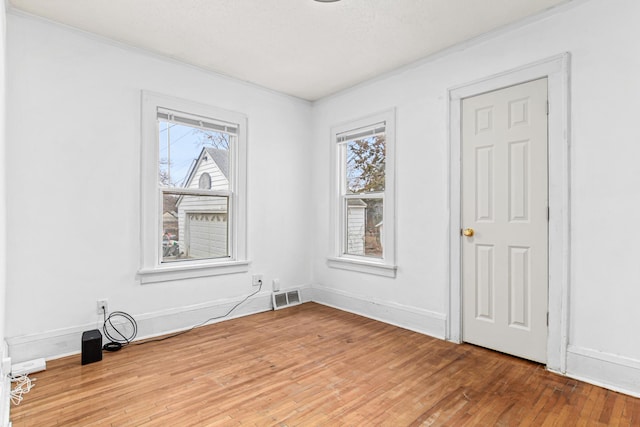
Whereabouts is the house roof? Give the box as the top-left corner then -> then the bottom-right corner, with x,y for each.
204,147 -> 229,179
347,199 -> 367,207
182,146 -> 229,188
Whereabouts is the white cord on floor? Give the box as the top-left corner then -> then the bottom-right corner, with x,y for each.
10,374 -> 36,405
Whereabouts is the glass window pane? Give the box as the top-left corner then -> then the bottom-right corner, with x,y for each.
158,120 -> 231,190
345,198 -> 383,258
346,135 -> 385,194
162,193 -> 229,262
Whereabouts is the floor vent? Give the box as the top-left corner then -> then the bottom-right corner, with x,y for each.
272,290 -> 301,310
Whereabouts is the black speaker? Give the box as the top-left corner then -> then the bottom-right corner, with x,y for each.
81,329 -> 103,365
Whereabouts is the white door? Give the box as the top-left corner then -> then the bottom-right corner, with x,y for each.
461,78 -> 548,363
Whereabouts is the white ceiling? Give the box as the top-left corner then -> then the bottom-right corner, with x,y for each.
8,0 -> 573,101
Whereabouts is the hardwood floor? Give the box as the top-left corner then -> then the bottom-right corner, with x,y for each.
10,303 -> 640,426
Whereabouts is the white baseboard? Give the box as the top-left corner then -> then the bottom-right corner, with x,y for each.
6,283 -> 314,364
566,345 -> 640,398
6,291 -> 275,364
1,340 -> 10,427
311,284 -> 447,339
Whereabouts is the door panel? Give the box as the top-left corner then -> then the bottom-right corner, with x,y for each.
475,146 -> 494,222
462,78 -> 548,363
475,244 -> 495,321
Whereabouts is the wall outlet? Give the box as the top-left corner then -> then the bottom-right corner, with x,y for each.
97,299 -> 108,315
272,278 -> 280,292
252,274 -> 263,286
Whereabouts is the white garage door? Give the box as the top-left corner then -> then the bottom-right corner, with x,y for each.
186,212 -> 228,259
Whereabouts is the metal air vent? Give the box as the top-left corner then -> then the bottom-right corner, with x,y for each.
272,290 -> 302,310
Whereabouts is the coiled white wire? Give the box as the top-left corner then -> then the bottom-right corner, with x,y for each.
10,374 -> 36,405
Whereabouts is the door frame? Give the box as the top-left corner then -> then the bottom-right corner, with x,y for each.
447,53 -> 571,373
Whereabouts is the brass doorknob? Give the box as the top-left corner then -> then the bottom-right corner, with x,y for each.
462,228 -> 474,237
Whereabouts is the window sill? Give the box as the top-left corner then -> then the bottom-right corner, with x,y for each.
138,260 -> 250,284
327,257 -> 397,278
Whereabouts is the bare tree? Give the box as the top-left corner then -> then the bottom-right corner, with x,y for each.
347,135 -> 385,193
193,129 -> 230,150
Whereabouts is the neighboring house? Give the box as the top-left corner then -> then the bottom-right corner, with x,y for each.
346,198 -> 366,255
176,147 -> 229,259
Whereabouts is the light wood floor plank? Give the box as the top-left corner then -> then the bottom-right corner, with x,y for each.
9,303 -> 640,426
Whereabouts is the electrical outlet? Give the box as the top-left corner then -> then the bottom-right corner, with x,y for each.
97,299 -> 108,315
252,274 -> 263,286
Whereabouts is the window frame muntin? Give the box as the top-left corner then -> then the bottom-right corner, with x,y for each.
139,91 -> 248,283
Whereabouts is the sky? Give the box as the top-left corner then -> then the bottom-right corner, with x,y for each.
159,121 -> 225,187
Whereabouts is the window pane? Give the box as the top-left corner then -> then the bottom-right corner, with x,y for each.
345,198 -> 383,258
159,120 -> 231,190
346,135 -> 385,194
162,193 -> 229,262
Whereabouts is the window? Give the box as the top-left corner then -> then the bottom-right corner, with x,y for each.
139,92 -> 248,283
329,110 -> 396,277
198,172 -> 212,190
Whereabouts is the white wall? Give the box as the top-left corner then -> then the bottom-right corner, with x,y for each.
5,12 -> 313,361
310,0 -> 640,395
0,2 -> 9,426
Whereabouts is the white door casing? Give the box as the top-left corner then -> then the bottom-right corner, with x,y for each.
461,78 -> 548,363
448,54 -> 570,372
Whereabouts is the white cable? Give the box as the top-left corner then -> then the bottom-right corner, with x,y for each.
10,374 -> 36,405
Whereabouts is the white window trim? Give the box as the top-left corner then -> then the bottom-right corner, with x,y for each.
328,109 -> 397,278
138,91 -> 248,284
